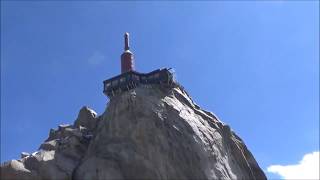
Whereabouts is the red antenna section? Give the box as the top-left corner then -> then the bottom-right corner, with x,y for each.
121,32 -> 134,73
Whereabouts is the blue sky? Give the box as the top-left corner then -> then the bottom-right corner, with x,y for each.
1,1 -> 319,179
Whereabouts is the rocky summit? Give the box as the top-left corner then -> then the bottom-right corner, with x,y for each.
1,84 -> 266,180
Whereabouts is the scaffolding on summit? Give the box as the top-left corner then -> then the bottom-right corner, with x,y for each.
103,33 -> 175,98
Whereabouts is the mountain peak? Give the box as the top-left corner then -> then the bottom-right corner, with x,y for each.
1,84 -> 266,179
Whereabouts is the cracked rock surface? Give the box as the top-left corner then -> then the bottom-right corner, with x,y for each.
1,85 -> 266,180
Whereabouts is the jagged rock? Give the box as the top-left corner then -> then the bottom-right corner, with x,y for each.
39,140 -> 58,151
74,106 -> 98,132
23,155 -> 40,171
1,85 -> 266,180
46,125 -> 83,142
31,150 -> 69,180
20,152 -> 30,159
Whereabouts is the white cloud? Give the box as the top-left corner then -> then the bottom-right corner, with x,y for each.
87,51 -> 105,65
267,151 -> 319,180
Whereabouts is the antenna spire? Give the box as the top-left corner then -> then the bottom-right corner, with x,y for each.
124,32 -> 130,50
121,32 -> 134,73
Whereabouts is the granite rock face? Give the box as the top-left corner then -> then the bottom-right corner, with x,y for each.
1,85 -> 266,180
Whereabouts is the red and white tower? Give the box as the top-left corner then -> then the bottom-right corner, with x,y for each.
121,32 -> 134,73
